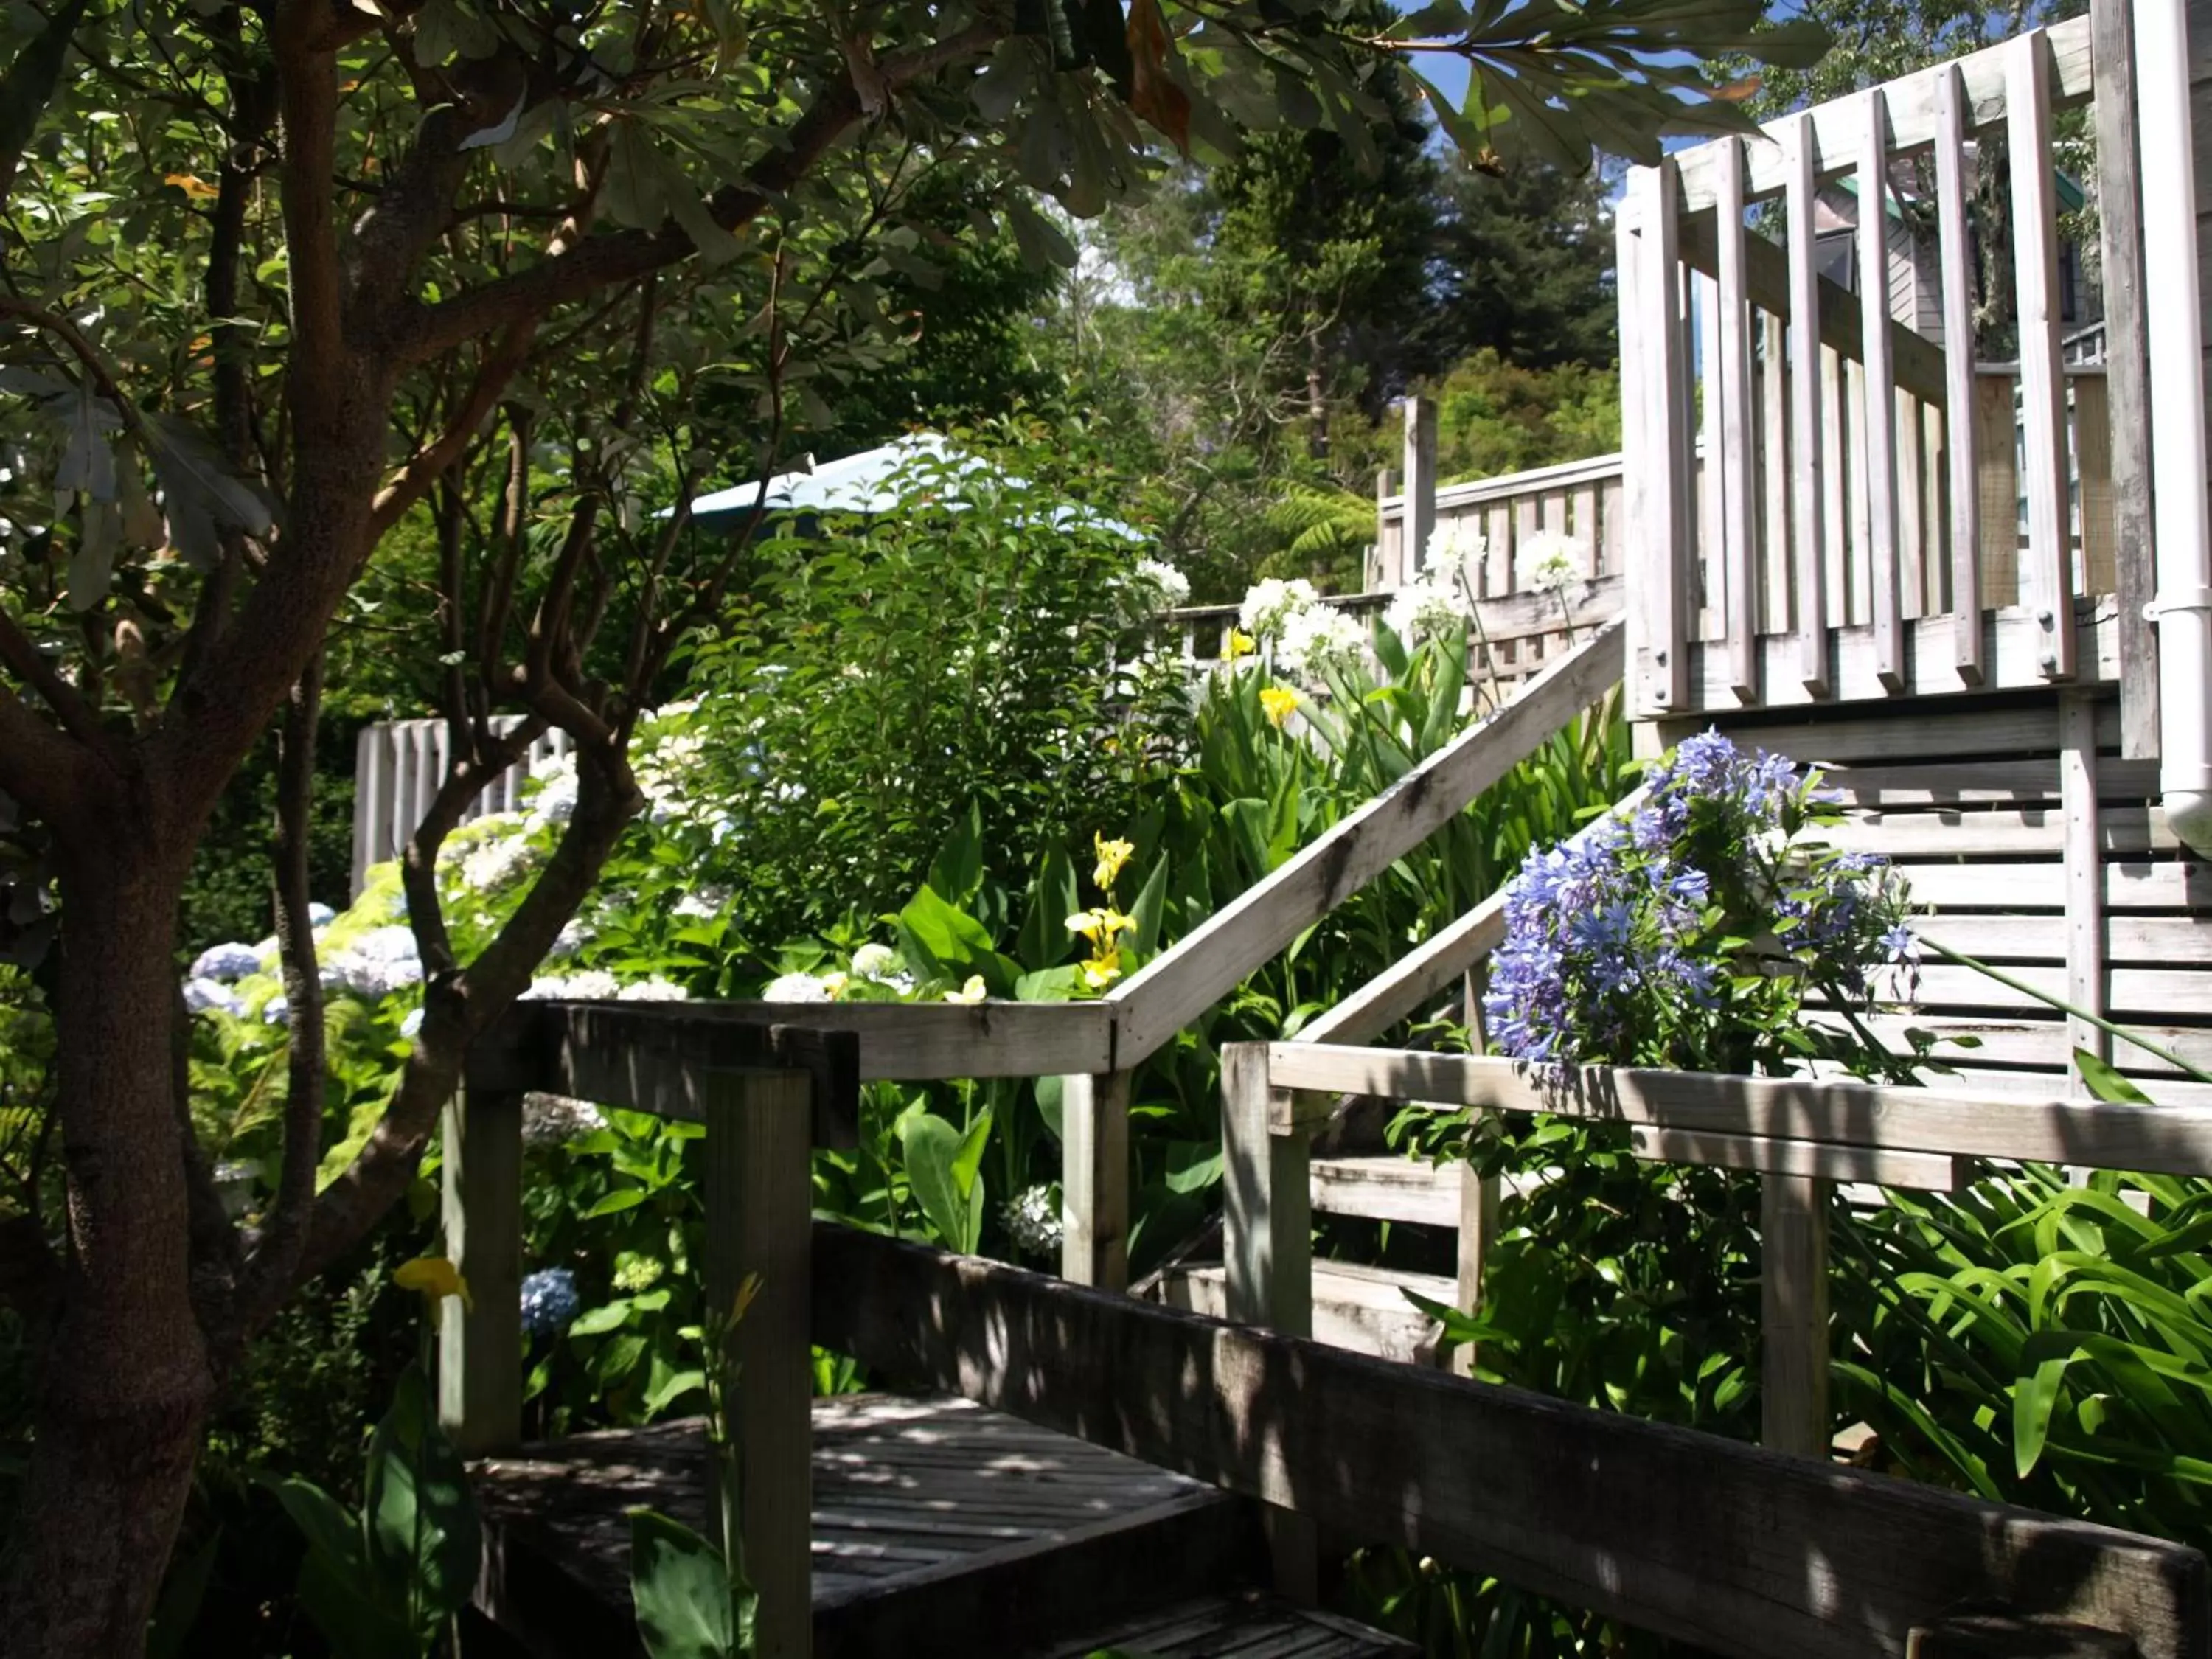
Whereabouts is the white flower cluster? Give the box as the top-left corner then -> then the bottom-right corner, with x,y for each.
1514,529 -> 1587,595
672,886 -> 731,922
1384,563 -> 1472,646
521,970 -> 621,1001
1279,602 -> 1367,681
190,941 -> 264,981
1238,577 -> 1319,640
615,977 -> 689,1003
184,978 -> 244,1016
1130,557 -> 1191,609
523,754 -> 579,835
523,1092 -> 610,1147
1003,1183 -> 1064,1256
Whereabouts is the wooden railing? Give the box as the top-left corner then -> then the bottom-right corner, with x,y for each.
451,1001 -> 2212,1659
1616,2 -> 2167,725
1372,448 -> 1626,593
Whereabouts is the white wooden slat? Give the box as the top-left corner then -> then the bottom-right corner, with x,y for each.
2008,30 -> 2078,681
1899,858 -> 2208,911
2062,696 -> 2110,1089
1784,115 -> 1830,698
1630,1126 -> 1964,1189
1859,88 -> 1905,690
1935,63 -> 1983,684
1761,311 -> 1791,637
1716,139 -> 1758,699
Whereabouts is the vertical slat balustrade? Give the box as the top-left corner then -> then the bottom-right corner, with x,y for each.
1859,89 -> 1905,691
1784,114 -> 1830,698
1760,313 -> 1791,639
1715,138 -> 1758,702
2008,29 -> 2077,681
1935,63 -> 1983,684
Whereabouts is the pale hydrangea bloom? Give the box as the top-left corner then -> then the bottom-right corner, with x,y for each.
850,943 -> 903,981
522,1093 -> 608,1147
762,971 -> 831,1004
400,1006 -> 425,1040
184,977 -> 244,1016
460,830 -> 540,894
190,941 -> 263,982
1279,603 -> 1367,681
1237,577 -> 1319,640
322,925 -> 424,999
616,977 -> 689,1002
672,886 -> 730,921
549,917 -> 592,958
523,756 -> 579,833
521,970 -> 621,1001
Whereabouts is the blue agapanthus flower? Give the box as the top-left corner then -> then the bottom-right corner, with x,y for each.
520,1267 -> 580,1338
1484,731 -> 1912,1071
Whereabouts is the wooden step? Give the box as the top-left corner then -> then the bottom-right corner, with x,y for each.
469,1393 -> 1262,1658
1156,1260 -> 1458,1367
1024,1589 -> 1419,1657
1309,1154 -> 1549,1226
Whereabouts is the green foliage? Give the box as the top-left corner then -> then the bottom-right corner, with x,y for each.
1425,350 -> 1623,486
268,1365 -> 481,1659
631,1509 -> 754,1659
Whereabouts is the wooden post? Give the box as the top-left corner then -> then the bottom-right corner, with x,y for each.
2009,29 -> 2078,681
1935,63 -> 1983,684
1783,115 -> 1830,699
1453,964 -> 1499,1383
2092,0 -> 2159,757
1373,467 -> 1397,591
1220,1043 -> 1318,1601
1402,398 -> 1438,577
439,1085 -> 524,1456
1760,1173 -> 1831,1459
2062,695 -> 2110,1093
1860,88 -> 1905,692
702,1068 -> 815,1659
1634,159 -> 1691,716
1060,1070 -> 1130,1290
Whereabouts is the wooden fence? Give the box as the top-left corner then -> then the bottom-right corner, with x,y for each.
1616,1 -> 2169,729
350,717 -> 571,897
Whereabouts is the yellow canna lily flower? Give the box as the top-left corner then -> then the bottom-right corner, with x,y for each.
1225,628 -> 1256,661
1097,908 -> 1136,939
942,974 -> 987,1004
821,971 -> 850,1001
1259,685 -> 1303,729
394,1255 -> 473,1312
1093,832 -> 1135,891
1066,908 -> 1106,945
1081,950 -> 1122,990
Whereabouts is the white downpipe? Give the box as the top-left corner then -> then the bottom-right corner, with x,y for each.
2138,0 -> 2212,854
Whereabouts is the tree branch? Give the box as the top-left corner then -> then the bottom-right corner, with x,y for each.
234,653 -> 326,1326
0,604 -> 116,765
366,321 -> 538,542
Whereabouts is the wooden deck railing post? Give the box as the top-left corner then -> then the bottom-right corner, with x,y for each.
439,1084 -> 524,1455
1402,397 -> 1438,576
1221,1042 -> 1318,1601
1061,1069 -> 1131,1290
1761,1172 -> 1832,1458
702,1067 -> 815,1659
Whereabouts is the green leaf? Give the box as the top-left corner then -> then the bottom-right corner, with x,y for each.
630,1508 -> 742,1659
586,1186 -> 650,1218
928,799 -> 986,906
1164,1140 -> 1222,1195
2073,1048 -> 2155,1105
1015,843 -> 1079,970
147,1526 -> 221,1659
363,1363 -> 481,1632
570,1300 -> 634,1337
897,883 -> 996,975
897,1107 -> 973,1250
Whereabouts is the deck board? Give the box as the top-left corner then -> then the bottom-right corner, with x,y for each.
1026,1590 -> 1422,1657
471,1391 -> 1270,1657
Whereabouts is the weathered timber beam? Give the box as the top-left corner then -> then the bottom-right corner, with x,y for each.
812,1223 -> 2208,1659
1107,620 -> 1624,1060
1676,207 -> 1949,409
1268,1047 -> 2212,1176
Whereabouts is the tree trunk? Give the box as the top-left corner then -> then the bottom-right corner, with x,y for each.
3,807 -> 215,1658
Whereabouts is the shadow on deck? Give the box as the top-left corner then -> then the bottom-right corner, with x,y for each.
470,1391 -> 1415,1658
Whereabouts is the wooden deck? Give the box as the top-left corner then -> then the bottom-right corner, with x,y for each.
470,1391 -> 1405,1657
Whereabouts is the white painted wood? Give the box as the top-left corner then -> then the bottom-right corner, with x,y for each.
1310,1155 -> 1464,1228
1061,1068 -> 1131,1290
2009,31 -> 2079,681
1785,114 -> 1831,698
1636,160 -> 1691,714
1454,1145 -> 1498,1382
1810,803 -> 2175,858
1107,622 -> 1624,1059
1158,1260 -> 1457,1370
1901,859 -> 2207,911
1860,88 -> 1905,692
1717,139 -> 1759,701
1403,397 -> 1438,575
1267,1046 -> 2212,1175
1627,1125 -> 1963,1189
702,1068 -> 814,1659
